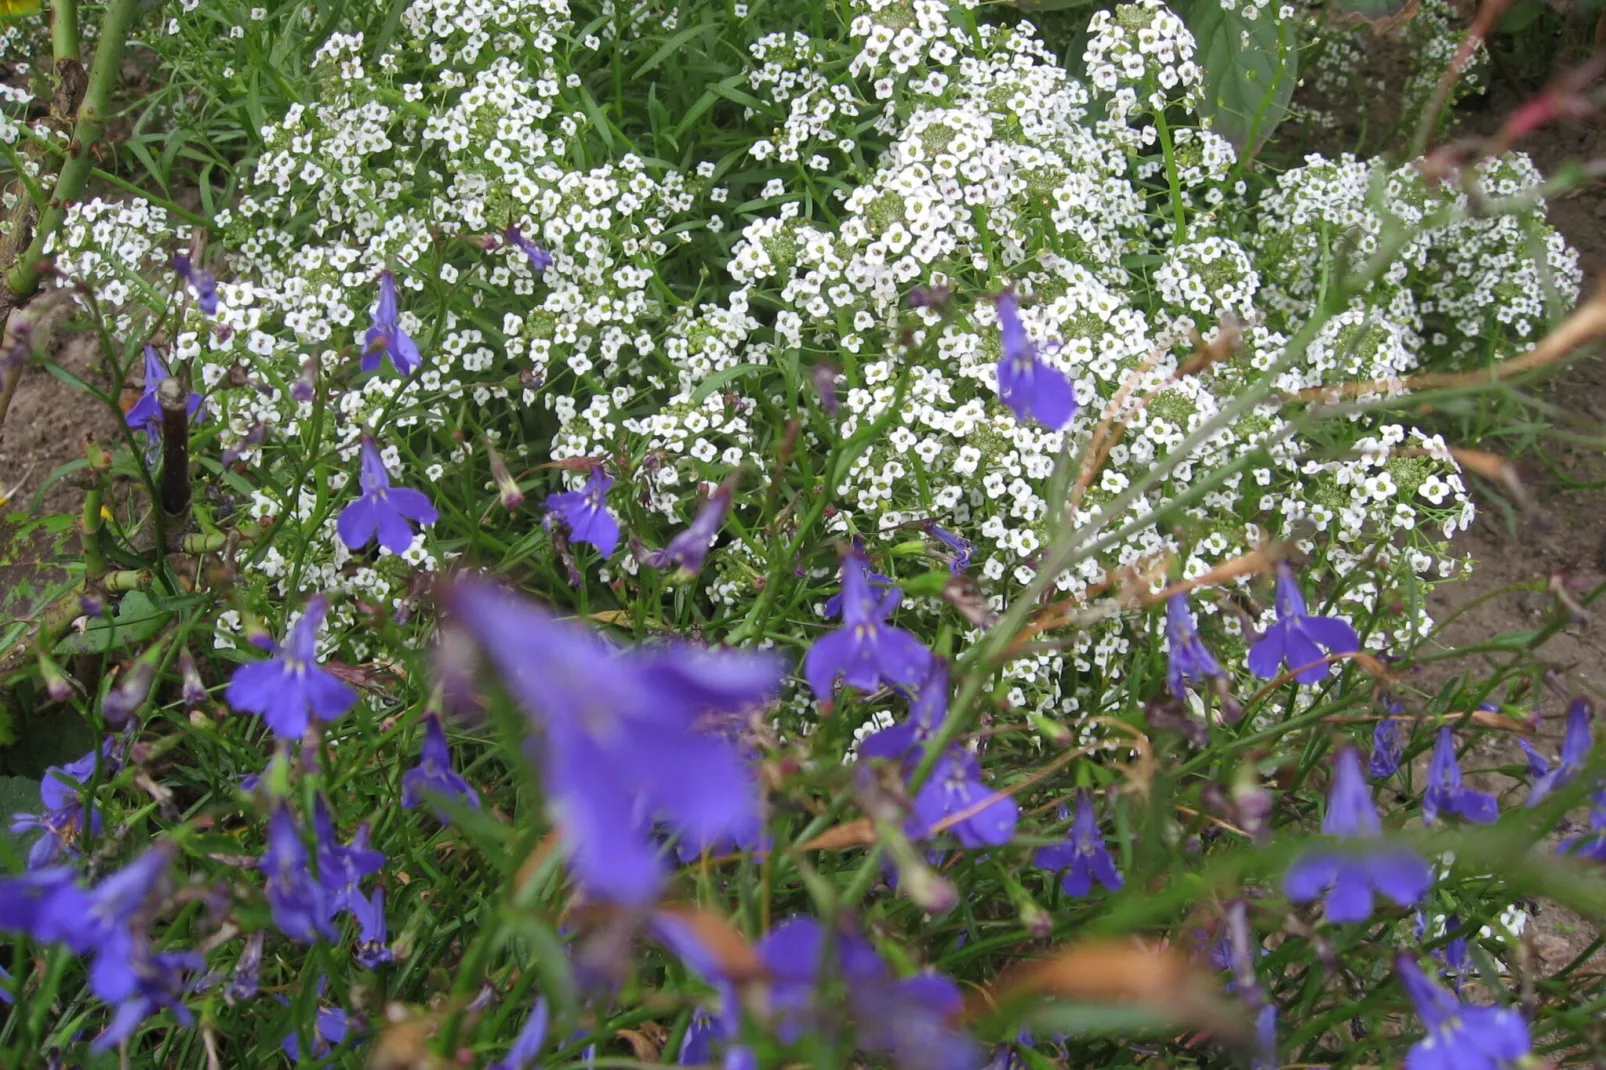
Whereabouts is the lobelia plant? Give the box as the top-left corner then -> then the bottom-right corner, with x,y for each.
0,0 -> 1602,1065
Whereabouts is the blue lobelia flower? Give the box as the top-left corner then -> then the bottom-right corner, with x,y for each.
1247,564 -> 1360,684
0,866 -> 80,940
337,438 -> 439,555
544,466 -> 619,559
644,480 -> 733,574
1396,953 -> 1529,1070
447,579 -> 786,906
401,714 -> 482,820
124,345 -> 203,442
10,739 -> 118,870
805,550 -> 932,700
993,293 -> 1075,430
1522,697 -> 1594,807
225,596 -> 357,740
91,948 -> 203,1053
262,806 -> 338,945
910,749 -> 1017,848
1284,749 -> 1433,924
1164,593 -> 1224,699
173,254 -> 218,316
282,1005 -> 358,1061
489,998 -> 550,1070
1559,789 -> 1606,863
754,916 -> 983,1070
311,795 -> 385,914
1422,728 -> 1498,826
506,226 -> 554,274
1034,793 -> 1123,897
924,521 -> 974,574
861,659 -> 949,764
1370,704 -> 1405,779
351,888 -> 394,969
1252,1004 -> 1278,1070
363,270 -> 422,376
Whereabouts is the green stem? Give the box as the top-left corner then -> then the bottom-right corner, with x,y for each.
1153,106 -> 1186,236
51,0 -> 80,63
3,0 -> 140,300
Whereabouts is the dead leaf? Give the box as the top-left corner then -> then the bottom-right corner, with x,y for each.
794,818 -> 877,852
652,903 -> 765,984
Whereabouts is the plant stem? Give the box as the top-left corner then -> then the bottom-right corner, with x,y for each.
2,0 -> 141,303
51,0 -> 81,63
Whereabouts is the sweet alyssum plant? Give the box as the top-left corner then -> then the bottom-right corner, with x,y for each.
0,0 -> 1603,1065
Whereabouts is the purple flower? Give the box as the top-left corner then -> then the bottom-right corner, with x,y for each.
228,932 -> 263,1000
446,580 -> 786,905
754,916 -> 982,1070
1441,914 -> 1469,989
337,438 -> 439,554
226,596 -> 356,739
1370,708 -> 1404,779
402,714 -> 482,820
1523,697 -> 1593,806
10,739 -> 118,869
993,293 -> 1075,430
351,889 -> 393,968
1283,749 -> 1432,923
805,551 -> 932,700
823,561 -> 893,619
1396,953 -> 1529,1070
282,1006 -> 356,1061
363,270 -> 422,376
124,346 -> 203,441
262,807 -> 337,944
1033,793 -> 1123,896
911,750 -> 1017,848
924,521 -> 973,574
644,481 -> 733,574
1559,789 -> 1606,862
0,866 -> 80,940
311,795 -> 385,914
506,225 -> 553,274
489,998 -> 550,1070
173,253 -> 218,315
1423,728 -> 1498,825
1247,564 -> 1360,684
1165,593 -> 1224,699
811,363 -> 840,415
91,948 -> 203,1053
862,659 -> 949,763
1253,1004 -> 1277,1070
544,466 -> 619,559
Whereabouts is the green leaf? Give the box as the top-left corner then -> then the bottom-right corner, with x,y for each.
56,591 -> 172,656
0,775 -> 38,865
634,22 -> 716,80
689,362 -> 770,406
1188,0 -> 1298,152
1019,1001 -> 1173,1037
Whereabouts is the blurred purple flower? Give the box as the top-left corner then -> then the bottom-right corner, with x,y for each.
1560,790 -> 1606,862
924,521 -> 973,574
311,795 -> 385,914
1396,953 -> 1529,1070
402,714 -> 482,820
0,866 -> 80,939
363,270 -> 422,376
10,739 -> 118,870
862,659 -> 949,764
644,481 -> 733,574
1283,750 -> 1432,923
173,254 -> 218,315
993,293 -> 1074,430
1423,728 -> 1498,826
124,346 -> 203,442
1441,914 -> 1469,991
1034,793 -> 1123,897
1522,697 -> 1593,807
1369,708 -> 1404,779
1252,1004 -> 1277,1070
228,932 -> 263,1000
351,888 -> 393,968
811,363 -> 839,415
805,550 -> 931,699
282,1006 -> 357,1061
911,750 -> 1017,848
1247,564 -> 1360,684
262,807 -> 337,944
823,560 -> 893,618
1165,593 -> 1223,699
225,596 -> 356,740
337,439 -> 438,554
91,948 -> 203,1053
544,466 -> 619,559
489,998 -> 550,1070
447,580 -> 786,905
506,225 -> 553,274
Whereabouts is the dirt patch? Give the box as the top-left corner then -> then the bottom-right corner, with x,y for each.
0,327 -> 120,516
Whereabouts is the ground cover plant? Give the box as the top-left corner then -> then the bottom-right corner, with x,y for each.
0,0 -> 1605,1065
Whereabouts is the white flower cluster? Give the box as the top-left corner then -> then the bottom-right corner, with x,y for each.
34,0 -> 1577,730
